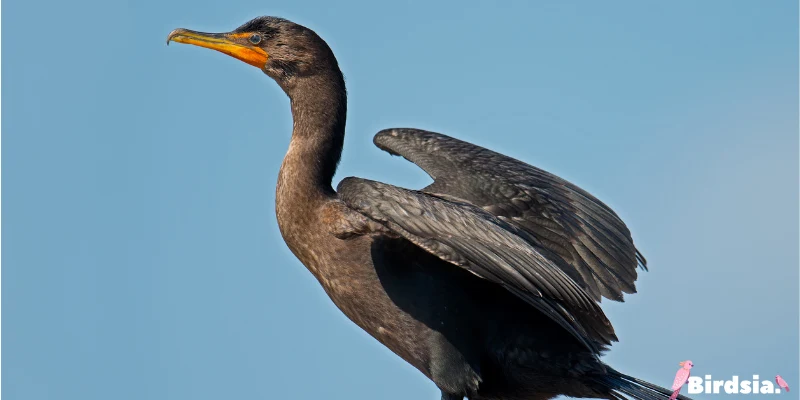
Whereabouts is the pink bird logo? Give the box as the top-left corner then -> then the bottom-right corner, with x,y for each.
776,375 -> 789,393
669,360 -> 694,400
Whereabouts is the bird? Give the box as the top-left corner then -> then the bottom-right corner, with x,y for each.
668,360 -> 693,400
167,16 -> 691,400
776,375 -> 789,392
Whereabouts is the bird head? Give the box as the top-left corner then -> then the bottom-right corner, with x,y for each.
167,17 -> 341,91
679,360 -> 694,369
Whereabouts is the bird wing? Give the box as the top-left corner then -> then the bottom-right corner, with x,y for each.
337,177 -> 616,354
372,128 -> 646,302
671,370 -> 689,391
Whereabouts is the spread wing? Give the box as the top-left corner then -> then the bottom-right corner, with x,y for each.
372,128 -> 646,302
337,177 -> 616,353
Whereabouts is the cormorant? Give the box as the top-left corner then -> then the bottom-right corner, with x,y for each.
167,16 -> 690,400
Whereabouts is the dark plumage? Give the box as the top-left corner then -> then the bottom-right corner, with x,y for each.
167,16 -> 690,400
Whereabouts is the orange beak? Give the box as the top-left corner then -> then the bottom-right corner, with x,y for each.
167,28 -> 268,68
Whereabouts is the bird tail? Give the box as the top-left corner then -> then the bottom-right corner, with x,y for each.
590,366 -> 693,400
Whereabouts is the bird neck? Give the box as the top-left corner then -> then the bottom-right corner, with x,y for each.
277,70 -> 347,214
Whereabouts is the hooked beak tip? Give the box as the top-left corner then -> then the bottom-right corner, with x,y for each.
166,28 -> 187,45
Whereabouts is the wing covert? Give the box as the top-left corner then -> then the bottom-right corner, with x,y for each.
337,177 -> 616,353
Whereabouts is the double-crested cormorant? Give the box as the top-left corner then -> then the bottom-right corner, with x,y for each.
167,17 -> 690,400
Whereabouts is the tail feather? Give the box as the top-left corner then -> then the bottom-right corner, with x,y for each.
591,366 -> 694,400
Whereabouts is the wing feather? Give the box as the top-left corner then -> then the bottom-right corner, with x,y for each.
373,128 -> 646,302
338,177 -> 616,353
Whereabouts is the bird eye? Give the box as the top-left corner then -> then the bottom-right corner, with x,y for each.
249,34 -> 262,44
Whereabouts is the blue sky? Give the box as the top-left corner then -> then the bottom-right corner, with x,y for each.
3,1 -> 798,399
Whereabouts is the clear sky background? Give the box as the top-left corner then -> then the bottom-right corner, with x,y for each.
3,1 -> 798,399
